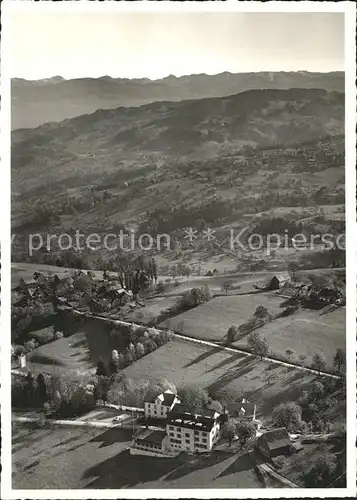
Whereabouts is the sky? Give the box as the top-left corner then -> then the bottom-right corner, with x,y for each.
10,12 -> 344,80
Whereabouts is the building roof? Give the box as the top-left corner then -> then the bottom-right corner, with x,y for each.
258,427 -> 291,451
168,413 -> 216,432
133,429 -> 166,446
169,404 -> 218,419
144,388 -> 177,406
167,405 -> 220,432
144,389 -> 159,403
160,391 -> 176,407
226,400 -> 256,417
272,272 -> 290,283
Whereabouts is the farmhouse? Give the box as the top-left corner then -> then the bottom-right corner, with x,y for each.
130,429 -> 176,457
144,389 -> 181,419
256,427 -> 292,458
166,404 -> 221,453
267,273 -> 290,291
226,399 -> 257,421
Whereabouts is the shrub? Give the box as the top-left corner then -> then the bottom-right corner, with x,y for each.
53,331 -> 64,340
273,456 -> 287,469
227,325 -> 239,343
155,281 -> 167,294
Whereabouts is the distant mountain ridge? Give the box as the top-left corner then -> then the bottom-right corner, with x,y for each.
11,71 -> 344,130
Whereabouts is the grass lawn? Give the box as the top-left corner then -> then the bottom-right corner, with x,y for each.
124,295 -> 180,325
12,422 -> 267,489
159,293 -> 285,341
234,307 -> 345,371
26,331 -> 95,376
122,337 -> 317,420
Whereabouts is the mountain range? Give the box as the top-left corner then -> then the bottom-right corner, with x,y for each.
12,87 -> 344,222
11,71 -> 344,130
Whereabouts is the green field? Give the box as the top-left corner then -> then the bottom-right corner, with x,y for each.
26,331 -> 95,376
235,307 -> 345,371
124,295 -> 180,324
123,337 -> 318,419
159,293 -> 285,341
158,291 -> 345,370
12,422 -> 266,489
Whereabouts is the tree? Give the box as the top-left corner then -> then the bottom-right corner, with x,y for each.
96,357 -> 108,377
54,330 -> 64,340
109,357 -> 120,375
308,381 -> 325,401
227,325 -> 239,343
94,376 -> 111,404
222,281 -> 233,295
171,265 -> 178,280
288,262 -> 298,281
24,339 -> 37,353
37,373 -> 47,405
111,349 -> 119,361
272,402 -> 302,432
177,320 -> 185,334
247,332 -> 269,359
254,305 -> 269,319
285,348 -> 295,361
235,420 -> 256,445
182,265 -> 191,281
333,348 -> 346,373
304,453 -> 337,487
179,384 -> 209,410
312,352 -> 327,375
144,338 -> 156,353
125,350 -> 134,366
222,420 -> 236,446
135,342 -> 145,358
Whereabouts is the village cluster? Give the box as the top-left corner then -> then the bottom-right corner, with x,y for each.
130,387 -> 301,462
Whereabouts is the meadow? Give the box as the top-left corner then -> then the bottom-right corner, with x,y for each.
26,331 -> 95,376
122,337 -> 317,419
12,421 -> 266,489
236,307 -> 346,371
159,293 -> 285,341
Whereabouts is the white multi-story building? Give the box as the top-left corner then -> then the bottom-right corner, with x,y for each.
144,389 -> 181,419
166,404 -> 221,453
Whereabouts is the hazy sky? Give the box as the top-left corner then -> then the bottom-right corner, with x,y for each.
10,12 -> 344,80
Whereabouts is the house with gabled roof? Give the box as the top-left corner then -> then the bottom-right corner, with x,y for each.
256,427 -> 292,458
226,398 -> 257,421
267,272 -> 290,291
144,389 -> 181,420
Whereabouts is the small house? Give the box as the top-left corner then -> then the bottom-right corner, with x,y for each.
256,427 -> 292,458
267,273 -> 290,291
226,399 -> 257,422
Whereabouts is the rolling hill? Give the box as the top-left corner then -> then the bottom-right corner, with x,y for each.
11,71 -> 344,130
11,87 -> 344,272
